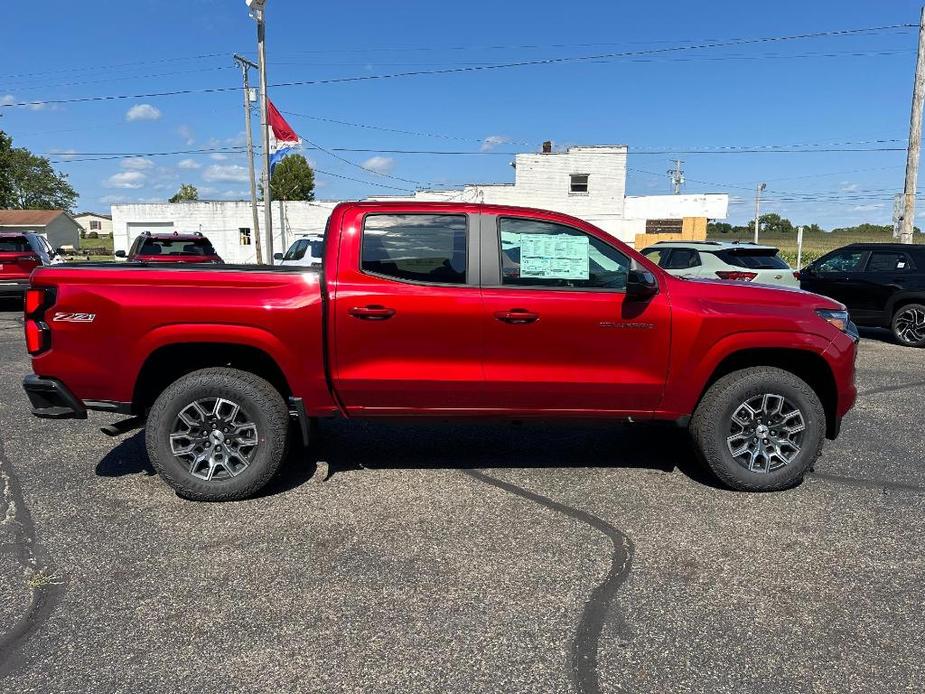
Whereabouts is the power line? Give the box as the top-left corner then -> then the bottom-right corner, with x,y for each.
0,52 -> 231,81
2,23 -> 915,109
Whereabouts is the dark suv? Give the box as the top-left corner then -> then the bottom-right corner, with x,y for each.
800,243 -> 925,347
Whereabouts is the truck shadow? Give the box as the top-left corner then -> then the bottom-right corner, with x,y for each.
0,297 -> 24,313
265,418 -> 720,495
95,420 -> 721,496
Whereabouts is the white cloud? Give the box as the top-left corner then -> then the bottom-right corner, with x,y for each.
210,153 -> 228,161
361,156 -> 395,174
0,94 -> 15,106
851,204 -> 884,212
178,158 -> 201,170
1,94 -> 55,110
219,190 -> 249,199
126,103 -> 161,122
840,181 -> 860,193
49,148 -> 79,161
99,194 -> 159,204
480,135 -> 510,152
178,124 -> 195,145
105,171 -> 147,189
202,164 -> 249,183
121,157 -> 154,170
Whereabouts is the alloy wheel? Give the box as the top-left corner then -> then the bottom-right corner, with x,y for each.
169,397 -> 259,481
725,393 -> 805,473
895,306 -> 925,345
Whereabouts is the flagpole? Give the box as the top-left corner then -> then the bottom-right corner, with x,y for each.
254,2 -> 274,262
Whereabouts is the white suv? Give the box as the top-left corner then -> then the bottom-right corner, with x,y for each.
642,241 -> 799,288
274,234 -> 324,267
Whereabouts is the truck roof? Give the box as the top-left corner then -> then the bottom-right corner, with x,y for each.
141,231 -> 207,240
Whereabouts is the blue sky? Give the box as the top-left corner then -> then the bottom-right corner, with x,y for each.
2,0 -> 923,227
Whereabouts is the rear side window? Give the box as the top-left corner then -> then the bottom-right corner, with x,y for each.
664,248 -> 701,269
362,214 -> 467,284
642,248 -> 669,267
715,249 -> 788,270
499,217 -> 630,290
0,236 -> 29,252
866,251 -> 913,273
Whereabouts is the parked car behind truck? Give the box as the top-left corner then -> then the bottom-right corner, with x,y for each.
0,231 -> 60,299
115,231 -> 223,264
23,202 -> 858,500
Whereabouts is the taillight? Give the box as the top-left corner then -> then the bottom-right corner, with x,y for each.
793,271 -> 801,280
716,271 -> 758,282
23,287 -> 55,356
17,254 -> 41,266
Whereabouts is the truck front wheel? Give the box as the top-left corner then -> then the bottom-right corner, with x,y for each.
145,367 -> 289,501
690,367 -> 826,492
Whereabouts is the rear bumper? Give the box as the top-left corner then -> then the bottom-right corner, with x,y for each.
0,279 -> 29,296
23,375 -> 88,419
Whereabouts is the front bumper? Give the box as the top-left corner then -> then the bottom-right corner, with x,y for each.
23,375 -> 88,419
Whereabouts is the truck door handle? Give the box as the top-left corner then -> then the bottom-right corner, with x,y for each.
494,309 -> 539,324
348,305 -> 396,320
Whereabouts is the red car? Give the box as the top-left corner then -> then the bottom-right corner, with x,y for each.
0,231 -> 58,299
115,231 -> 223,264
22,202 -> 858,500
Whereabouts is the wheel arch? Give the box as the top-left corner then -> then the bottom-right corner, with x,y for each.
699,347 -> 839,439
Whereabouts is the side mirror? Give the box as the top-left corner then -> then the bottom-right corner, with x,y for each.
626,269 -> 658,301
114,250 -> 127,258
273,252 -> 284,261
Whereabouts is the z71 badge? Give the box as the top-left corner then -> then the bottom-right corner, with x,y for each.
52,312 -> 96,323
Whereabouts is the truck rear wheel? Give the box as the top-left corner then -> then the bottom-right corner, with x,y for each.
145,367 -> 289,501
690,367 -> 825,492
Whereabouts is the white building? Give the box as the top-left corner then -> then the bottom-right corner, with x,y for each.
73,212 -> 113,237
111,144 -> 728,263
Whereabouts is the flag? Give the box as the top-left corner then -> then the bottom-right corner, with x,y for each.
267,99 -> 301,174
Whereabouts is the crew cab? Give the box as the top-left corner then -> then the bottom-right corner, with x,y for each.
115,231 -> 223,264
22,202 -> 859,500
1,231 -> 59,298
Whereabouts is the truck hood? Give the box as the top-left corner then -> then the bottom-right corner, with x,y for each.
673,275 -> 844,311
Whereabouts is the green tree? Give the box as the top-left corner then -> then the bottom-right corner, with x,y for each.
269,154 -> 315,201
0,130 -> 78,210
758,213 -> 795,235
168,183 -> 199,203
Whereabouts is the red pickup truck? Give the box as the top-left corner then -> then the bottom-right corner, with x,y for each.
22,202 -> 858,500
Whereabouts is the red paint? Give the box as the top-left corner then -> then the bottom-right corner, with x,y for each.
26,201 -> 858,429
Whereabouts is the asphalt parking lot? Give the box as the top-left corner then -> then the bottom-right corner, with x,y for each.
1,303 -> 923,694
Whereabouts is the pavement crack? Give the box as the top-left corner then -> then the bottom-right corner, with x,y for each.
463,469 -> 634,694
0,434 -> 65,676
808,470 -> 925,494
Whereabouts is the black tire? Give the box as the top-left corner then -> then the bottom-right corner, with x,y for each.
891,303 -> 925,348
690,367 -> 825,492
145,367 -> 289,501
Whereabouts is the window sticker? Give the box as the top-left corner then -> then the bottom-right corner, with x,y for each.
517,233 -> 590,280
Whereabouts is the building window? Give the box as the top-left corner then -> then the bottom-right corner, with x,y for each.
239,227 -> 252,246
645,219 -> 683,234
89,220 -> 102,230
569,174 -> 590,194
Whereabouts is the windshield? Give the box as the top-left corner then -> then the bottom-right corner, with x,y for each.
138,238 -> 217,256
284,238 -> 323,261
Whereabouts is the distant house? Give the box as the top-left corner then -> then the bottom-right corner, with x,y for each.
0,210 -> 81,250
74,212 -> 113,237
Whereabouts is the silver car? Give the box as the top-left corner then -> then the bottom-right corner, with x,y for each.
641,241 -> 799,288
275,234 -> 324,267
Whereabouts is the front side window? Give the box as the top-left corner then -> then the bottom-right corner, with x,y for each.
284,239 -> 308,260
866,251 -> 912,273
499,217 -> 630,290
815,250 -> 865,273
642,247 -> 670,267
362,214 -> 467,284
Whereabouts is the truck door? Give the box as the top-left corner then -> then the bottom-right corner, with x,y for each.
478,213 -> 671,413
330,207 -> 485,412
801,248 -> 869,317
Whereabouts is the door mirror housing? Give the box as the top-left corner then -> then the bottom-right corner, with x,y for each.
626,269 -> 658,301
273,252 -> 284,261
114,250 -> 127,258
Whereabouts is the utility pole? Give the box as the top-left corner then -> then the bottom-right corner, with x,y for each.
668,159 -> 684,194
753,182 -> 767,244
233,53 -> 263,264
247,0 -> 274,261
901,6 -> 925,244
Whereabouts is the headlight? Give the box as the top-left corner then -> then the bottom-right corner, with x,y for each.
816,308 -> 850,332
